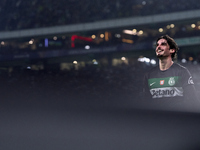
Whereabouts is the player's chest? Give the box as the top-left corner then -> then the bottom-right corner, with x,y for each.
148,76 -> 181,89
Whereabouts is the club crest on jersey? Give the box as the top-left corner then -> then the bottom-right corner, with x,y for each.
160,80 -> 164,85
168,77 -> 175,86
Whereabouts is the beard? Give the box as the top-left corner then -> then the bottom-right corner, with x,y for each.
156,53 -> 169,60
156,53 -> 164,58
156,50 -> 168,59
156,54 -> 164,58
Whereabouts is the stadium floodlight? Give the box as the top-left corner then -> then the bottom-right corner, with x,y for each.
123,30 -> 134,35
193,61 -> 198,65
85,45 -> 90,49
100,34 -> 104,38
121,57 -> 126,61
166,25 -> 171,29
191,24 -> 196,28
29,39 -> 34,44
142,1 -> 146,5
92,59 -> 98,65
1,41 -> 5,45
53,36 -> 57,40
138,57 -> 144,62
150,59 -> 156,65
73,61 -> 78,64
181,58 -> 187,63
170,24 -> 175,28
159,28 -> 163,32
189,57 -> 193,61
138,30 -> 143,35
138,57 -> 150,63
115,34 -> 121,38
144,57 -> 150,63
91,35 -> 96,39
123,29 -> 137,35
132,29 -> 137,34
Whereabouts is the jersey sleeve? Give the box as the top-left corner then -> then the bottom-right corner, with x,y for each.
181,68 -> 200,106
142,73 -> 152,101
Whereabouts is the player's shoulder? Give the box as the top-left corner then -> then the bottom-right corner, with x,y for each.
172,63 -> 188,71
145,63 -> 188,76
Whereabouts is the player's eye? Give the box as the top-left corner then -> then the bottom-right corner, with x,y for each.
161,42 -> 167,46
155,43 -> 158,47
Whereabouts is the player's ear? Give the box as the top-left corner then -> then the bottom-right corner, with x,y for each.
170,48 -> 175,53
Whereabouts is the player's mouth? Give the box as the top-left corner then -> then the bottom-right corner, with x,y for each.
156,49 -> 163,53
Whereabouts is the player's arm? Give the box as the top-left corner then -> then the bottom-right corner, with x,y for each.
142,74 -> 152,101
182,69 -> 200,105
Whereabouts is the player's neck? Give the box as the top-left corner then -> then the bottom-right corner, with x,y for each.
159,57 -> 174,71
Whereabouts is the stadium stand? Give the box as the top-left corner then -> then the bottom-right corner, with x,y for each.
0,0 -> 200,31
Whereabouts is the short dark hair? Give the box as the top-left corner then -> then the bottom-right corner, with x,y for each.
156,35 -> 179,60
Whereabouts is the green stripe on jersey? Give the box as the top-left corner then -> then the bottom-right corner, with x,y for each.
148,76 -> 180,89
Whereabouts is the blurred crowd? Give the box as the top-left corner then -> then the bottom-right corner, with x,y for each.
1,0 -> 200,31
1,61 -> 200,110
0,62 -> 151,110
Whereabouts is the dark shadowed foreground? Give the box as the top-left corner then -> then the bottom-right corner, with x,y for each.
1,64 -> 200,150
1,108 -> 200,150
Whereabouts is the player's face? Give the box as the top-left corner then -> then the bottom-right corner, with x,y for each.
155,39 -> 171,58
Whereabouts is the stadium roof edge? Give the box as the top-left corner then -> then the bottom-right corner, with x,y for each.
1,9 -> 200,40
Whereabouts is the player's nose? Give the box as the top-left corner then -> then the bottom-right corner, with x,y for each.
156,45 -> 160,51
